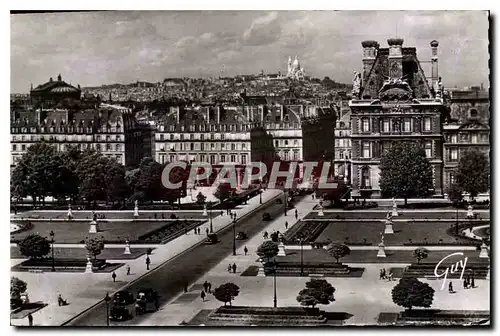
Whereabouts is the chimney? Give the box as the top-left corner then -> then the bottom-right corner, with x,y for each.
430,40 -> 439,89
387,38 -> 404,78
361,40 -> 379,84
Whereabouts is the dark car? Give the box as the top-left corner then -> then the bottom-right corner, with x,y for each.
262,212 -> 271,221
135,288 -> 159,314
113,291 -> 135,306
109,306 -> 132,321
204,233 -> 218,245
235,232 -> 247,240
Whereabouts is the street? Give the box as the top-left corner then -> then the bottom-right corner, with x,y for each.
66,198 -> 288,326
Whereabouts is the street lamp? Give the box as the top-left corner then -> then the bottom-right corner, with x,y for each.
49,230 -> 55,272
209,202 -> 214,234
273,258 -> 278,308
232,217 -> 236,256
284,190 -> 288,216
104,292 -> 111,326
297,232 -> 304,276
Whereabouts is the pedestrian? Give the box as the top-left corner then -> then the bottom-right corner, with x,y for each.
463,278 -> 468,289
264,231 -> 268,240
146,256 -> 151,270
58,294 -> 63,306
244,246 -> 248,256
471,276 -> 475,288
228,264 -> 232,273
221,211 -> 224,216
285,221 -> 288,230
112,271 -> 116,282
379,269 -> 384,280
193,228 -> 197,235
126,265 -> 131,275
387,272 -> 393,281
232,263 -> 237,274
295,209 -> 298,220
161,213 -> 165,219
27,313 -> 33,326
201,290 -> 206,302
448,281 -> 454,293
312,193 -> 315,200
381,268 -> 386,279
207,282 -> 212,293
203,280 -> 208,292
206,228 -> 209,236
183,280 -> 188,293
154,213 -> 157,219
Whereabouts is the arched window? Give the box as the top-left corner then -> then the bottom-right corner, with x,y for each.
361,166 -> 370,188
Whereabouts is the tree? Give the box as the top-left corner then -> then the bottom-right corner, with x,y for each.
76,151 -> 109,206
455,149 -> 490,200
447,183 -> 463,235
104,159 -> 130,204
392,277 -> 434,310
213,283 -> 240,306
85,236 -> 105,260
379,142 -> 434,205
196,192 -> 207,206
412,247 -> 429,264
11,277 -> 27,300
214,183 -> 232,203
326,243 -> 351,264
296,279 -> 336,308
18,234 -> 51,259
256,241 -> 279,262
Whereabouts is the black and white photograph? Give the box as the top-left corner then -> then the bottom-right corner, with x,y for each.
9,9 -> 490,327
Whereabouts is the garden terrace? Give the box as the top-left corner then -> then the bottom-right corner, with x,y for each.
303,211 -> 490,221
207,306 -> 327,325
277,248 -> 485,264
10,220 -> 205,244
402,262 -> 489,279
10,247 -> 152,260
283,221 -> 328,244
13,211 -> 217,221
262,261 -> 363,277
11,258 -> 123,273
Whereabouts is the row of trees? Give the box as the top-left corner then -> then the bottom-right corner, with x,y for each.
379,143 -> 489,204
11,142 -> 186,207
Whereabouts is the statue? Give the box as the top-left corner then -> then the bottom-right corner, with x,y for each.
92,211 -> 97,222
134,200 -> 138,208
380,233 -> 385,246
352,71 -> 362,97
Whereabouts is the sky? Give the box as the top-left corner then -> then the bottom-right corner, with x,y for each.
10,10 -> 490,93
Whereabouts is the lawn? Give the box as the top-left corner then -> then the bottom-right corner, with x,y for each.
10,247 -> 152,260
10,220 -> 205,244
313,221 -> 478,245
304,211 -> 490,221
278,249 -> 485,264
14,211 -> 218,220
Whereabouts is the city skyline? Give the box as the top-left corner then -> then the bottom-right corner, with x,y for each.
11,10 -> 489,93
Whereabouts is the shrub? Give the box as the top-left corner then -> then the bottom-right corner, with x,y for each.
18,234 -> 51,259
326,243 -> 351,263
412,247 -> 429,264
296,279 -> 335,308
392,277 -> 434,310
213,283 -> 240,306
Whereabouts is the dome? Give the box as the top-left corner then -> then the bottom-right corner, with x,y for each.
50,85 -> 80,93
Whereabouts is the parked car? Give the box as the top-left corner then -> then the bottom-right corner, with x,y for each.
205,233 -> 218,245
135,288 -> 159,314
113,291 -> 135,306
235,232 -> 247,240
262,212 -> 271,221
109,306 -> 132,321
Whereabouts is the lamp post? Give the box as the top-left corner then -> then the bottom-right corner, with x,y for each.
259,183 -> 263,204
104,292 -> 111,326
284,190 -> 288,216
232,217 -> 236,256
209,202 -> 214,234
273,258 -> 278,308
297,232 -> 304,276
49,230 -> 55,272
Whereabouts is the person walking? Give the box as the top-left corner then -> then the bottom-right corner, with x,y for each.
232,263 -> 237,274
379,269 -> 384,280
471,276 -> 475,288
244,246 -> 248,256
183,280 -> 188,293
463,278 -> 468,289
201,290 -> 206,302
381,268 -> 386,279
203,281 -> 208,293
448,281 -> 454,293
205,228 -> 209,236
146,256 -> 151,270
126,265 -> 131,275
112,271 -> 117,282
228,264 -> 232,273
285,221 -> 288,230
27,313 -> 33,326
207,282 -> 212,294
193,228 -> 197,235
263,231 -> 268,240
295,209 -> 298,220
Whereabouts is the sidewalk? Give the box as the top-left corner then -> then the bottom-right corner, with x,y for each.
10,189 -> 283,326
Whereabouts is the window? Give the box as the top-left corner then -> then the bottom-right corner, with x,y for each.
231,143 -> 236,150
97,135 -> 101,141
241,155 -> 247,165
339,139 -> 344,147
450,149 -> 458,161
362,142 -> 370,158
383,120 -> 390,133
221,143 -> 225,149
284,151 -> 290,161
220,155 -> 225,163
21,144 -> 26,151
170,155 -> 176,162
293,140 -> 298,146
116,144 -> 121,151
200,134 -> 204,140
200,154 -> 205,162
361,167 -> 370,188
181,126 -> 185,132
293,151 -> 299,161
180,134 -> 184,140
210,134 -> 214,140
201,143 -> 205,151
221,134 -> 225,140
170,134 -> 174,140
210,155 -> 216,165
230,155 -> 236,162
424,118 -> 431,131
362,118 -> 370,132
425,142 -> 432,158
275,140 -> 279,147
339,151 -> 344,159
211,143 -> 215,149
106,144 -> 111,150
12,144 -> 17,151
190,143 -> 194,151
242,143 -> 246,150
451,134 -> 457,143
472,134 -> 478,144
160,134 -> 164,141
106,136 -> 111,141
403,119 -> 411,132
284,140 -> 289,146
190,134 -> 194,140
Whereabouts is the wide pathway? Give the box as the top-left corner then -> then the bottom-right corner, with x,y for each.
11,189 -> 282,327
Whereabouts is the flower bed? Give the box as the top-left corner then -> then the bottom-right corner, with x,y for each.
17,258 -> 106,269
137,220 -> 204,242
214,306 -> 322,316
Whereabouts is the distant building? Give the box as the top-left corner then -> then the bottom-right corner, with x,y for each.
30,74 -> 81,107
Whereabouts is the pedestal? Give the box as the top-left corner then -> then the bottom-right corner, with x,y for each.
89,220 -> 98,233
202,205 -> 208,216
384,222 -> 394,234
67,209 -> 73,220
479,243 -> 489,258
486,265 -> 490,280
278,243 -> 286,256
85,258 -> 93,273
318,207 -> 324,217
124,244 -> 131,255
257,259 -> 266,277
392,206 -> 398,217
134,207 -> 139,218
377,243 -> 386,258
467,207 -> 474,218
